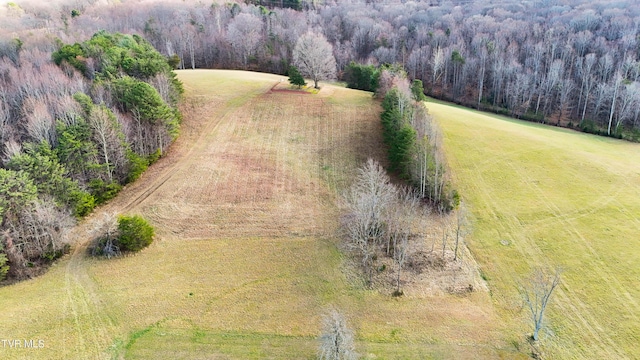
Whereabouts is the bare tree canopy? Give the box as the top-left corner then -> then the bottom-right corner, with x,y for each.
226,13 -> 263,69
341,158 -> 396,285
318,309 -> 358,360
293,32 -> 337,89
3,0 -> 640,137
518,267 -> 562,342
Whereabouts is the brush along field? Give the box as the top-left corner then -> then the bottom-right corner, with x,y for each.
429,101 -> 640,359
0,70 -> 517,360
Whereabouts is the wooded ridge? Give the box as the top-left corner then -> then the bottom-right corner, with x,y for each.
3,0 -> 637,137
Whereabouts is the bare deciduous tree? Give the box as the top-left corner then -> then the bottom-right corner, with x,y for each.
431,46 -> 445,88
293,32 -> 337,89
89,106 -> 128,183
440,209 -> 450,259
2,139 -> 21,165
0,97 -> 8,142
226,13 -> 263,69
318,309 -> 358,360
22,96 -> 55,145
341,159 -> 396,286
454,202 -> 471,261
518,267 -> 562,342
91,212 -> 120,258
2,200 -> 74,273
386,187 -> 420,296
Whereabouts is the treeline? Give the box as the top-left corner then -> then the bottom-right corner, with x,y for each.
376,65 -> 458,211
343,62 -> 457,210
2,0 -> 638,138
0,30 -> 181,280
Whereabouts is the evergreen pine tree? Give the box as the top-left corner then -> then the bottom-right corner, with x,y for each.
288,66 -> 306,89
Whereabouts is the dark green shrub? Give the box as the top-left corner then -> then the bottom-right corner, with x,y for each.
126,151 -> 149,184
70,190 -> 96,217
89,179 -> 122,205
42,244 -> 70,262
344,62 -> 379,92
0,247 -> 9,281
116,215 -> 154,252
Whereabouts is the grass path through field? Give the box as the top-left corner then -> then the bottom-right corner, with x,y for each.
430,102 -> 640,359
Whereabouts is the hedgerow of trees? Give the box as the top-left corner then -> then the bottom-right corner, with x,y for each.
378,66 -> 458,211
0,29 -> 181,281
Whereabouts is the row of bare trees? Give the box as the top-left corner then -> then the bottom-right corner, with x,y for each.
340,160 -> 561,341
341,159 -> 424,293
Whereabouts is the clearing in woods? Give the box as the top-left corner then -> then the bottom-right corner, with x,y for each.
0,70 -> 510,359
430,101 -> 640,359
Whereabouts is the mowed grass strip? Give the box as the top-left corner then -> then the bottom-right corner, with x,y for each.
0,71 -> 514,360
430,101 -> 640,359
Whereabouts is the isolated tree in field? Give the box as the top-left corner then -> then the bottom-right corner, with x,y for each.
293,32 -> 337,89
342,159 -> 396,286
318,309 -> 357,360
288,65 -> 306,88
518,267 -> 562,342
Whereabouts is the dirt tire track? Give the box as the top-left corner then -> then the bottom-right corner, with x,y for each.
60,79 -> 276,359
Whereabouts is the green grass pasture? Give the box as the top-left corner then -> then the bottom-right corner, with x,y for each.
430,101 -> 640,359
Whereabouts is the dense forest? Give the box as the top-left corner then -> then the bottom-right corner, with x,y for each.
2,0 -> 637,136
3,1 -> 640,138
0,24 -> 182,280
2,0 -> 640,279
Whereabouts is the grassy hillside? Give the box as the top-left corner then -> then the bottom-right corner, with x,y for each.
0,71 -> 511,359
430,101 -> 640,359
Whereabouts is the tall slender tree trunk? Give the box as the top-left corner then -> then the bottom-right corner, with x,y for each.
608,85 -> 619,135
